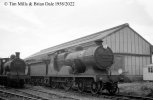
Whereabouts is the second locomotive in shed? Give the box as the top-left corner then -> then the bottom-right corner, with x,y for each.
0,52 -> 28,87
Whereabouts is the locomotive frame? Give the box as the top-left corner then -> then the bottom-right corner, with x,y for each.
28,66 -> 119,94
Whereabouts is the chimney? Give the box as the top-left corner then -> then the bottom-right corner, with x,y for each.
15,52 -> 20,58
95,39 -> 103,45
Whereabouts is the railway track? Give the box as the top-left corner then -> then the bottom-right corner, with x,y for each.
0,86 -> 77,100
115,94 -> 153,100
84,90 -> 153,100
26,88 -> 79,100
40,86 -> 153,100
0,89 -> 38,100
79,89 -> 153,100
24,85 -> 107,100
1,85 -> 153,100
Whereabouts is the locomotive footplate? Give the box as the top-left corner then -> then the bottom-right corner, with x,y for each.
7,75 -> 30,79
48,74 -> 119,82
97,75 -> 120,83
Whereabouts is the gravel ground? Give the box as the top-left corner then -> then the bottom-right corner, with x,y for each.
118,81 -> 153,97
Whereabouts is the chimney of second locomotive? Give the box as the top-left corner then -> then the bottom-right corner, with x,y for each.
95,39 -> 103,45
15,52 -> 20,58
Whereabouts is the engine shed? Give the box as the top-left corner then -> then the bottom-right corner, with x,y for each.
25,23 -> 152,81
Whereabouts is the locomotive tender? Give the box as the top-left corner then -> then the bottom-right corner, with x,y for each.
27,40 -> 119,94
0,52 -> 28,87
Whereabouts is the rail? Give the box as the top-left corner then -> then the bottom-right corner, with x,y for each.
0,89 -> 38,100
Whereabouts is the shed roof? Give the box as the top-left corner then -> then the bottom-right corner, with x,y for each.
26,23 -> 150,61
26,23 -> 128,60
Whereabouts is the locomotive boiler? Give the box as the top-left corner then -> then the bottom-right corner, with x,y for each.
55,45 -> 114,75
27,40 -> 119,94
0,52 -> 29,87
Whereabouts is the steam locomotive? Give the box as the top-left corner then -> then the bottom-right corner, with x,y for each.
27,40 -> 119,94
0,52 -> 29,87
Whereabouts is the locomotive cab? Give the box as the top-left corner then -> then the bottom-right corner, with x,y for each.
0,58 -> 9,75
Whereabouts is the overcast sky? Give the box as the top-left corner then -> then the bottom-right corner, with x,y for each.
0,0 -> 153,58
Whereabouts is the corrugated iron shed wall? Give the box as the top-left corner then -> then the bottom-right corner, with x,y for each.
102,26 -> 151,80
